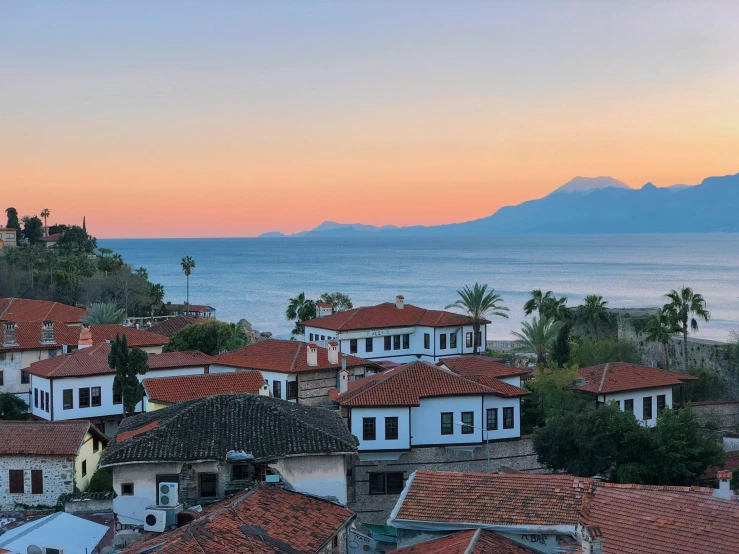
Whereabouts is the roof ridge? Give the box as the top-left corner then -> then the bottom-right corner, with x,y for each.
43,301 -> 57,320
338,361 -> 420,402
598,363 -> 610,393
0,298 -> 13,320
289,341 -> 303,372
463,528 -> 482,554
337,306 -> 363,330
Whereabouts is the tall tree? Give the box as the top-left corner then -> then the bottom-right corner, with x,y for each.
40,208 -> 50,234
525,290 -> 570,321
579,294 -> 610,340
108,334 -> 148,416
511,316 -> 562,365
22,215 -> 44,245
664,287 -> 711,372
82,303 -> 127,325
642,308 -> 681,371
319,292 -> 353,312
180,256 -> 196,311
57,225 -> 96,253
550,321 -> 573,367
286,292 -> 316,336
446,283 -> 509,355
5,207 -> 20,231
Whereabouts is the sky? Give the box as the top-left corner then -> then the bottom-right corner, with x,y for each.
2,1 -> 739,238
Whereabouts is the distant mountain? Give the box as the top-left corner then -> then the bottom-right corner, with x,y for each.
260,173 -> 739,237
259,231 -> 287,238
260,221 -> 398,238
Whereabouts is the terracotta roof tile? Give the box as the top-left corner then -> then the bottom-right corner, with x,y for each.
147,315 -> 200,338
1,322 -> 167,352
391,529 -> 538,554
0,297 -> 87,323
144,371 -> 265,405
122,485 -> 354,554
146,350 -> 212,369
442,356 -> 531,379
304,302 -> 487,332
0,421 -> 107,456
575,362 -> 697,394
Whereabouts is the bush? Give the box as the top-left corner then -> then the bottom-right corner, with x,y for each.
87,467 -> 113,493
0,393 -> 29,420
569,337 -> 640,367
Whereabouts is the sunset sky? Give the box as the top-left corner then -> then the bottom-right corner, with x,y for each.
2,1 -> 738,238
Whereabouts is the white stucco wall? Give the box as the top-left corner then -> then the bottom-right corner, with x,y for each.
410,396 -> 485,446
112,462 -> 185,525
270,455 -> 348,505
600,386 -> 673,427
0,348 -> 61,394
350,407 -> 411,451
209,365 -> 298,402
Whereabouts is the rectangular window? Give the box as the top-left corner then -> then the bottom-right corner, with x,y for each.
624,399 -> 634,412
82,460 -> 87,477
121,483 -> 134,496
0,371 -> 3,386
40,390 -> 44,411
384,336 -> 391,351
321,335 -> 325,341
643,396 -> 653,420
476,331 -> 482,348
363,417 -> 376,441
424,333 -> 430,349
503,407 -> 514,429
21,370 -> 30,385
91,386 -> 101,407
286,380 -> 297,400
199,473 -> 218,498
45,392 -> 50,413
386,472 -> 404,494
466,332 -> 473,348
9,470 -> 24,494
365,337 -> 373,353
487,408 -> 498,431
309,333 -> 313,341
34,388 -> 38,408
63,389 -> 73,410
273,380 -> 282,399
402,334 -> 410,349
461,411 -> 474,434
385,417 -> 399,440
350,339 -> 358,354
440,412 -> 453,435
232,464 -> 250,480
657,394 -> 666,413
93,437 -> 99,453
369,473 -> 385,495
450,332 -> 458,349
79,388 -> 90,408
393,335 -> 400,350
369,472 -> 404,495
440,334 -> 447,350
31,469 -> 43,494
113,389 -> 122,405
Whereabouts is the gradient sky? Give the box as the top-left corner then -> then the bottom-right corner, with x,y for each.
2,1 -> 739,238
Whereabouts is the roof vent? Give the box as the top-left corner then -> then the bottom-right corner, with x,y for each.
3,321 -> 18,347
396,295 -> 405,309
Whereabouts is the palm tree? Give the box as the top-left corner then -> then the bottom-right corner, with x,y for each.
523,290 -> 552,316
511,316 -> 562,365
445,283 -> 509,355
286,292 -> 316,336
40,208 -> 50,235
524,289 -> 570,321
579,295 -> 609,340
180,256 -> 196,311
642,308 -> 681,371
664,287 -> 711,372
82,303 -> 126,325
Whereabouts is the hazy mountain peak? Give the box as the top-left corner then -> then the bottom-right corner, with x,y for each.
553,176 -> 631,194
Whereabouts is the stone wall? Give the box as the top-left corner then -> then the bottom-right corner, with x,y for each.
0,455 -> 75,510
299,367 -> 366,407
64,495 -> 114,515
348,437 -> 542,525
691,401 -> 739,433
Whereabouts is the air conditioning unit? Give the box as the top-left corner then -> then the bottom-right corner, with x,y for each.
44,548 -> 66,554
158,481 -> 178,506
144,509 -> 167,532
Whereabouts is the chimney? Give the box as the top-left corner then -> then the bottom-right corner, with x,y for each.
259,382 -> 270,396
316,302 -> 333,318
714,470 -> 733,499
327,341 -> 339,364
40,320 -> 54,344
3,322 -> 17,347
395,295 -> 405,309
581,526 -> 603,554
338,369 -> 349,394
341,353 -> 347,371
307,343 -> 318,367
78,326 -> 93,349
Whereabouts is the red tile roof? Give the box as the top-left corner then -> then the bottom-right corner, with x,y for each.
0,421 -> 107,456
38,233 -> 63,242
392,529 -> 537,554
144,371 -> 265,405
147,315 -> 200,338
303,302 -> 487,332
122,484 -> 354,553
211,339 -> 379,374
575,362 -> 696,394
164,303 -> 215,314
336,361 -> 528,407
26,343 -> 207,379
0,322 -> 168,351
441,356 -> 531,379
117,421 -> 160,443
0,297 -> 87,323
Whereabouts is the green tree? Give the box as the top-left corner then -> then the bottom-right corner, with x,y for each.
550,321 -> 573,367
57,225 -> 96,253
319,292 -> 353,312
22,215 -> 44,245
180,256 -> 196,311
521,365 -> 588,433
164,319 -> 251,355
40,208 -> 50,233
683,365 -> 729,403
5,207 -> 20,230
445,283 -> 509,355
0,393 -> 29,420
108,334 -> 148,416
642,308 -> 681,371
286,292 -> 316,336
569,337 -> 640,367
149,283 -> 165,316
664,287 -> 711,372
578,295 -> 610,340
524,290 -> 570,321
81,303 -> 126,325
511,316 -> 562,365
87,467 -> 113,492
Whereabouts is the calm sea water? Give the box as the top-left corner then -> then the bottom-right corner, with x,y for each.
99,235 -> 739,342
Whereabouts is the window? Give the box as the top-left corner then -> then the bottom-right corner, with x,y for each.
286,380 -> 298,401
34,388 -> 38,408
199,473 -> 217,498
82,460 -> 87,477
487,408 -> 498,431
440,333 -> 447,350
424,333 -> 430,349
0,371 -> 3,386
20,370 -> 30,384
461,412 -> 474,434
113,389 -> 122,405
232,464 -> 250,480
63,389 -> 73,410
31,469 -> 43,494
384,336 -> 391,351
450,332 -> 458,349
657,394 -> 666,413
476,331 -> 482,348
9,470 -> 24,494
350,339 -> 358,354
385,417 -> 399,440
321,335 -> 325,341
402,334 -> 410,349
369,472 -> 404,495
273,380 -> 282,399
333,535 -> 339,549
441,412 -> 453,435
643,396 -> 653,420
309,333 -> 313,341
503,407 -> 514,429
93,437 -> 99,453
79,388 -> 90,408
121,483 -> 134,496
624,399 -> 634,412
393,335 -> 400,350
91,387 -> 101,407
363,417 -> 376,441
45,392 -> 49,413
466,332 -> 473,348
40,390 -> 44,411
365,337 -> 373,353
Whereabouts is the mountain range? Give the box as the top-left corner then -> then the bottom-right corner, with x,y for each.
259,173 -> 739,237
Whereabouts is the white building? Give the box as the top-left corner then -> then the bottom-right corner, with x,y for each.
303,295 -> 490,364
573,362 -> 697,426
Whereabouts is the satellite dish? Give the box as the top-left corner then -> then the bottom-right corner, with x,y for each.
27,546 -> 43,554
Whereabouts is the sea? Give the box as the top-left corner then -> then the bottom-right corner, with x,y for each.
98,235 -> 739,342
